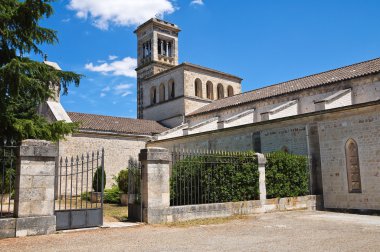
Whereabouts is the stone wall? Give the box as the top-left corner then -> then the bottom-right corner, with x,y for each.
150,101 -> 380,198
157,196 -> 318,223
183,67 -> 241,99
143,97 -> 184,124
142,67 -> 184,107
141,63 -> 243,127
186,73 -> 380,126
59,133 -> 148,188
150,118 -> 310,156
318,108 -> 380,210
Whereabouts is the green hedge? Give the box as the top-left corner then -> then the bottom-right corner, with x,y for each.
80,186 -> 120,204
265,151 -> 309,198
104,186 -> 120,204
170,152 -> 259,205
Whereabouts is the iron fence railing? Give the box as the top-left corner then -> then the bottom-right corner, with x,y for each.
0,139 -> 17,218
55,149 -> 105,211
170,150 -> 259,206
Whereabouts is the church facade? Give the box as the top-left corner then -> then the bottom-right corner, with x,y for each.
43,18 -> 380,212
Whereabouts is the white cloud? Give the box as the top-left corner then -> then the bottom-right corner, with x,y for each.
114,84 -> 133,97
61,18 -> 71,23
102,86 -> 111,92
67,0 -> 175,30
99,83 -> 133,98
190,0 -> 204,6
108,55 -> 118,60
85,57 -> 137,78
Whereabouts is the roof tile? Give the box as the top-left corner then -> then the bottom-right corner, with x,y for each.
67,112 -> 168,135
189,57 -> 380,116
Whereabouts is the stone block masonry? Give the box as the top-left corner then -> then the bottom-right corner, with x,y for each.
318,109 -> 380,210
0,140 -> 57,238
138,148 -> 171,224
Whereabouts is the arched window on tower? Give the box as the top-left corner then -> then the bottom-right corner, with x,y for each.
227,86 -> 234,97
345,138 -> 362,193
217,84 -> 224,99
195,78 -> 202,98
169,79 -> 175,99
159,83 -> 165,102
150,86 -> 157,105
206,81 -> 214,100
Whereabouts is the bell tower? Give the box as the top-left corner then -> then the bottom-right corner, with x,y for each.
134,18 -> 180,118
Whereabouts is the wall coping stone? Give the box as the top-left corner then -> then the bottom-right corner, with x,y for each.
19,139 -> 57,158
261,100 -> 298,115
314,88 -> 351,104
139,147 -> 171,162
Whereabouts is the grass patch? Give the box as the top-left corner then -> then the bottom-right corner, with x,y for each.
103,204 -> 128,222
162,215 -> 251,228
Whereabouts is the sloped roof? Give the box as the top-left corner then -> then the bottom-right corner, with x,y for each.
189,57 -> 380,116
68,112 -> 168,136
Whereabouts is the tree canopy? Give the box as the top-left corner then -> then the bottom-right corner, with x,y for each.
0,0 -> 81,142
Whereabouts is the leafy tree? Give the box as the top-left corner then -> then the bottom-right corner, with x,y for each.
0,0 -> 81,142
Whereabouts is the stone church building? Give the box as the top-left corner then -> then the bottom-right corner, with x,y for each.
43,18 -> 380,212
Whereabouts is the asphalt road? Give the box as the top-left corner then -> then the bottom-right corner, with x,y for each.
1,210 -> 380,252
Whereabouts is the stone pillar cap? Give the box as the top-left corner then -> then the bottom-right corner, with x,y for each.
139,147 -> 171,162
19,139 -> 57,158
256,153 -> 267,165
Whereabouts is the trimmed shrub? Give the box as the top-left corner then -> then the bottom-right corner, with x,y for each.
92,166 -> 106,192
170,152 -> 259,205
116,169 -> 128,193
104,186 -> 120,204
265,151 -> 309,198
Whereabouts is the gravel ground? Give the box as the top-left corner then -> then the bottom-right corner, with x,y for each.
1,210 -> 380,252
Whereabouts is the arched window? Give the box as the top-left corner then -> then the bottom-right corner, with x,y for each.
150,86 -> 157,105
217,84 -> 224,99
345,138 -> 362,193
169,79 -> 175,99
195,79 -> 202,98
206,81 -> 214,100
227,86 -> 234,97
159,83 -> 165,102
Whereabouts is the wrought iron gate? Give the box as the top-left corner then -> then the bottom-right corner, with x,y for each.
127,159 -> 142,222
55,149 -> 105,230
0,139 -> 16,219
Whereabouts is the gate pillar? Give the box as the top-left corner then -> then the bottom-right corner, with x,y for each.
257,153 -> 267,205
14,140 -> 57,237
139,147 -> 171,224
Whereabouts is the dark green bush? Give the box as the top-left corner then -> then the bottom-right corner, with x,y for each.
116,169 -> 128,193
104,186 -> 120,204
265,151 -> 309,198
170,152 -> 259,205
81,191 -> 90,201
92,166 -> 106,192
80,186 -> 120,204
0,167 -> 16,194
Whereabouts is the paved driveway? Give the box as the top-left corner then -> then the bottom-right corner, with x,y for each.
1,210 -> 380,251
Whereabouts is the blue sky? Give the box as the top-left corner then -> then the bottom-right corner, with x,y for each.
37,0 -> 380,118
